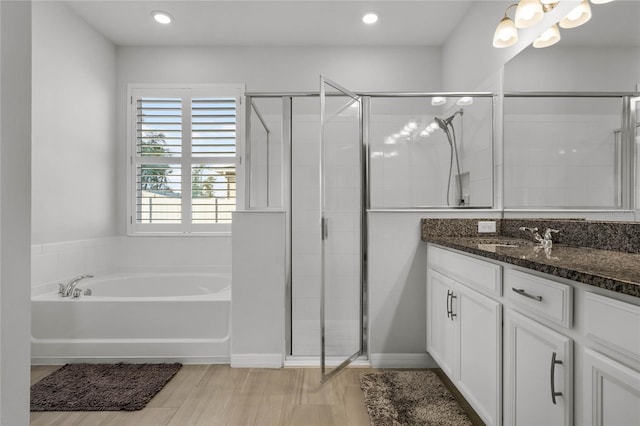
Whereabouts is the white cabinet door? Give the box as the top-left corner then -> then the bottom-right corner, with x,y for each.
456,283 -> 502,426
583,348 -> 640,426
427,268 -> 455,379
504,309 -> 573,426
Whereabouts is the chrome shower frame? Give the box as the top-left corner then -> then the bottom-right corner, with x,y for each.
244,91 -> 496,377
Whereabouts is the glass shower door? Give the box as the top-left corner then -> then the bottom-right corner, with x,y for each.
320,76 -> 363,382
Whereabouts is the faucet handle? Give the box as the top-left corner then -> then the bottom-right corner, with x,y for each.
58,283 -> 65,295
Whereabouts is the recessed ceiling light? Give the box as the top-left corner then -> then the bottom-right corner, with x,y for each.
362,13 -> 378,24
152,10 -> 173,25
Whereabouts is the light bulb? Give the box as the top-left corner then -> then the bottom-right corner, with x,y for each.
431,97 -> 447,106
533,24 -> 561,48
559,0 -> 592,29
493,17 -> 518,48
515,0 -> 544,28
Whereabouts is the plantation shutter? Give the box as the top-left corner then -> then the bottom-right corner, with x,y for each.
135,96 -> 183,225
191,98 -> 237,225
130,86 -> 241,233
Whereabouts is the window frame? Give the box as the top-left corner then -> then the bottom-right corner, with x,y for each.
127,84 -> 245,236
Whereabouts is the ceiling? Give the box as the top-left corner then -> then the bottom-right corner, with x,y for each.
64,0 -> 640,48
63,0 -> 476,46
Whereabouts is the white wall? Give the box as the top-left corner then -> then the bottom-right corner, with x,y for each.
231,211 -> 285,368
505,46 -> 640,92
0,2 -> 31,424
32,1 -> 117,244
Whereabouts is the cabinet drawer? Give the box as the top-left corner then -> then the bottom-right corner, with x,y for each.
505,269 -> 572,328
585,292 -> 640,363
428,245 -> 501,296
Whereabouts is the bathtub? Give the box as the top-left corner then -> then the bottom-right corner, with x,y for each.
31,272 -> 231,364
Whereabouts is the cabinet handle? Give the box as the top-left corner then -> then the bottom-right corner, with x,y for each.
446,290 -> 452,318
450,292 -> 457,320
512,287 -> 543,302
550,351 -> 563,405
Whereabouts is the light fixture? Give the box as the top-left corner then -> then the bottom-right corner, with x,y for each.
493,0 -> 612,49
515,0 -> 544,28
493,4 -> 518,48
533,24 -> 561,48
152,10 -> 173,24
559,0 -> 592,29
457,97 -> 473,106
431,96 -> 447,106
362,13 -> 378,24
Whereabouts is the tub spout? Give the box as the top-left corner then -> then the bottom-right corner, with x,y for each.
61,274 -> 94,297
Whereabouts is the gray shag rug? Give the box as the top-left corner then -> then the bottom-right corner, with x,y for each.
31,363 -> 182,411
359,370 -> 473,426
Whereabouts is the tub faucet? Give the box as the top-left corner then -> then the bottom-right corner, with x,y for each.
59,274 -> 94,297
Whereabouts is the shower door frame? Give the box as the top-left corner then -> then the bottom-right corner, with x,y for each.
243,91 -> 496,373
319,76 -> 367,382
244,91 -> 370,368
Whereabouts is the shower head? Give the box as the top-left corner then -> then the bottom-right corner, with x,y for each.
434,108 -> 464,131
434,116 -> 449,131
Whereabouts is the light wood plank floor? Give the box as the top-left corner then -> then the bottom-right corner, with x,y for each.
30,365 -> 374,426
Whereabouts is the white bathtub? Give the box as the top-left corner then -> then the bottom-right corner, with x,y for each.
31,273 -> 231,364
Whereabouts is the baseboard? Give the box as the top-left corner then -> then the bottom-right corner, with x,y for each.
370,353 -> 437,369
284,355 -> 370,368
31,356 -> 230,365
230,353 -> 283,368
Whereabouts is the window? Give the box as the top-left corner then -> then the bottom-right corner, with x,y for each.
128,85 -> 243,234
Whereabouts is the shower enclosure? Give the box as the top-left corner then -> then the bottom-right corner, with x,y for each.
244,84 -> 495,378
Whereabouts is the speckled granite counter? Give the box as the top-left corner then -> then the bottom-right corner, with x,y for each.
421,219 -> 640,299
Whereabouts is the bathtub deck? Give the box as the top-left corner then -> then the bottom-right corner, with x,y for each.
30,364 -> 373,426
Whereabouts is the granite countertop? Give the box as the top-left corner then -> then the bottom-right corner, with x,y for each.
421,219 -> 640,299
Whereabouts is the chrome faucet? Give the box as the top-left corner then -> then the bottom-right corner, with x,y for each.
59,274 -> 94,297
519,227 -> 543,243
519,227 -> 561,248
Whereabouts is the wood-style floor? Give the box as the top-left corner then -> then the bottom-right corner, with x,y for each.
30,365 -> 374,426
30,365 -> 485,426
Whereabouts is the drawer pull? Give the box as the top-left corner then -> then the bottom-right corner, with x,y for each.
550,351 -> 563,405
512,287 -> 543,302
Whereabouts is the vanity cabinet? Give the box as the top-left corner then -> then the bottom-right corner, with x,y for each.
504,308 -> 573,426
426,269 -> 456,378
582,293 -> 640,426
427,242 -> 640,426
427,247 -> 502,426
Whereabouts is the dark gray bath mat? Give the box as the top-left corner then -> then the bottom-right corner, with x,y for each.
359,370 -> 473,426
30,362 -> 182,411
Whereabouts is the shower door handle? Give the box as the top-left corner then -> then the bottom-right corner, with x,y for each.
321,217 -> 329,240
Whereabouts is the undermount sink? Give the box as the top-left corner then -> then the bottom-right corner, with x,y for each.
475,238 -> 534,248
